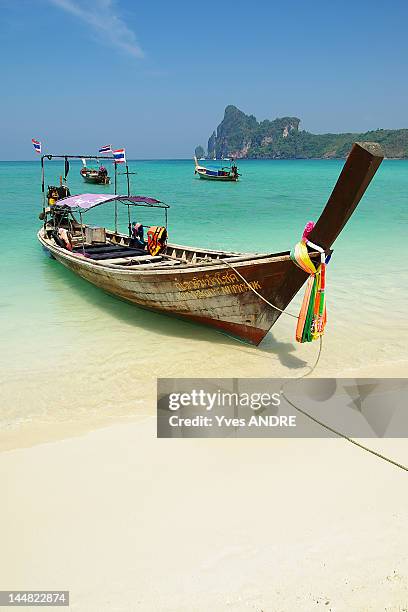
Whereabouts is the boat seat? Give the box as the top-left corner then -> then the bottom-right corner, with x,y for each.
101,255 -> 163,265
70,237 -> 85,246
73,244 -> 122,253
89,248 -> 147,260
72,243 -> 147,259
153,260 -> 182,267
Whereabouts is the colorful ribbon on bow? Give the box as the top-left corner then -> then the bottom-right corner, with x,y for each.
291,222 -> 328,343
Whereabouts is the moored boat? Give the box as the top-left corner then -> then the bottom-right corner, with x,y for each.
38,143 -> 383,345
80,159 -> 110,184
194,156 -> 240,181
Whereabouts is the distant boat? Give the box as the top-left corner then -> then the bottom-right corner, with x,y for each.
194,156 -> 240,182
80,159 -> 110,185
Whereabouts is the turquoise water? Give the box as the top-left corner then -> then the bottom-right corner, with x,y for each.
1,159 -> 407,433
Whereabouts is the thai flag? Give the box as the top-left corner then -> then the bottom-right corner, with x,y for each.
99,144 -> 112,154
32,138 -> 41,154
113,148 -> 126,164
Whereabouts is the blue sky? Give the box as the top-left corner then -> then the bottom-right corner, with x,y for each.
1,0 -> 407,159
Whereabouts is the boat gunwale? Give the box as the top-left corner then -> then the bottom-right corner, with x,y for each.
196,169 -> 238,181
37,229 -> 300,276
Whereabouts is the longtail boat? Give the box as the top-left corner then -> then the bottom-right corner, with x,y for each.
194,156 -> 240,181
37,143 -> 383,345
80,160 -> 110,185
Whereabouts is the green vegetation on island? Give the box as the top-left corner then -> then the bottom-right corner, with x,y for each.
199,105 -> 408,159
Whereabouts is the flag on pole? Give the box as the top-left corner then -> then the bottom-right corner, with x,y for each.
32,138 -> 41,154
99,144 -> 112,153
113,148 -> 126,164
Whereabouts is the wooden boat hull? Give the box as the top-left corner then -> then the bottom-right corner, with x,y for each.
82,176 -> 110,185
37,231 -> 307,344
80,169 -> 110,185
194,157 -> 239,181
197,171 -> 238,182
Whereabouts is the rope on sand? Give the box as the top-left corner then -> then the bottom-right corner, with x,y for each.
219,258 -> 408,473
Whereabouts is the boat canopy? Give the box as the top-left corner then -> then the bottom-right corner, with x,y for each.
54,193 -> 169,212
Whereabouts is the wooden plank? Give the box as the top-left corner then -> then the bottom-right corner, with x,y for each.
308,142 -> 384,250
151,260 -> 182,267
94,255 -> 162,265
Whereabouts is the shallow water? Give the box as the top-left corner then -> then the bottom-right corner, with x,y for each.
1,158 -> 407,432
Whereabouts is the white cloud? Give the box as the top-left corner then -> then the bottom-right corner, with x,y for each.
48,0 -> 143,58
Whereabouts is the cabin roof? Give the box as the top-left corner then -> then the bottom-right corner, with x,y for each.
54,193 -> 169,211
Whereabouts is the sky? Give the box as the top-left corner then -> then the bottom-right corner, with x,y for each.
1,0 -> 408,159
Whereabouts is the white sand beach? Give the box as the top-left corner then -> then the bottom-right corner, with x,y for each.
1,0 -> 408,608
1,289 -> 406,609
1,418 -> 407,611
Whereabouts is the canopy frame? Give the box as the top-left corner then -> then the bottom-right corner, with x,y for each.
53,194 -> 170,213
40,153 -> 169,244
41,154 -> 118,208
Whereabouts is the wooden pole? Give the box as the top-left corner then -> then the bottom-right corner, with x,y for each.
309,142 -> 384,251
126,164 -> 130,197
79,211 -> 85,256
41,156 -> 45,212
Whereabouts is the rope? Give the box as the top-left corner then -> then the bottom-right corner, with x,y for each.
221,258 -> 298,319
281,382 -> 408,473
218,258 -> 408,474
